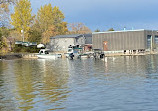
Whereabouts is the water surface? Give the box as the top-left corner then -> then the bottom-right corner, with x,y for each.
0,55 -> 158,111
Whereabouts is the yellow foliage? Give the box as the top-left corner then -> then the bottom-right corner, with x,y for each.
37,4 -> 68,43
0,3 -> 9,12
10,0 -> 34,40
0,37 -> 9,54
42,25 -> 58,44
52,6 -> 65,25
37,3 -> 54,32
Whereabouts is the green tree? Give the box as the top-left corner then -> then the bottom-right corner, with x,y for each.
94,29 -> 100,32
0,27 -> 9,49
28,29 -> 42,43
10,0 -> 34,41
0,28 -> 8,53
108,28 -> 115,31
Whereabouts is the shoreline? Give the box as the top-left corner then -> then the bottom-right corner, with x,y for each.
1,52 -> 158,60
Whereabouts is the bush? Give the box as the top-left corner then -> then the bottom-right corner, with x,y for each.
13,44 -> 41,53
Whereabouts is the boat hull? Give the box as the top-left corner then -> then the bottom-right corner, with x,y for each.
37,54 -> 62,59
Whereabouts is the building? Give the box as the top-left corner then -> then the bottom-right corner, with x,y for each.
50,34 -> 92,52
83,34 -> 92,52
92,29 -> 158,54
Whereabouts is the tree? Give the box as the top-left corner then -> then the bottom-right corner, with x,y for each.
0,2 -> 10,27
0,0 -> 17,27
28,29 -> 42,43
42,25 -> 58,44
0,27 -> 9,52
68,23 -> 91,34
37,3 -> 54,32
94,29 -> 100,32
108,28 -> 115,31
52,6 -> 68,35
36,4 -> 68,44
0,0 -> 16,4
10,0 -> 34,41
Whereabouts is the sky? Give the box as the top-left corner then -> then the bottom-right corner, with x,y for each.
30,0 -> 158,31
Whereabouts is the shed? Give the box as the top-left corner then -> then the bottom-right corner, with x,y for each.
50,34 -> 92,52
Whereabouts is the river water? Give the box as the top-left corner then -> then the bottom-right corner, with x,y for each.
0,55 -> 158,111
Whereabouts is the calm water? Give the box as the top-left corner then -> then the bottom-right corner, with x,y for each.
1,55 -> 158,111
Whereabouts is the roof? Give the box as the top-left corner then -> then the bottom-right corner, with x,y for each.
50,34 -> 83,39
50,33 -> 92,44
92,29 -> 148,34
50,33 -> 93,39
83,33 -> 92,37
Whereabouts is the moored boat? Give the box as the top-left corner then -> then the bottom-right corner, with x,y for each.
37,49 -> 62,59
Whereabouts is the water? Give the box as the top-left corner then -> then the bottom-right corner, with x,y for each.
0,55 -> 158,111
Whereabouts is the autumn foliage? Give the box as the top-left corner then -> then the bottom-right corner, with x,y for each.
0,0 -> 92,53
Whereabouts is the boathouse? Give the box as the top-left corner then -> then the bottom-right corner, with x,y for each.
92,29 -> 158,54
50,34 -> 92,52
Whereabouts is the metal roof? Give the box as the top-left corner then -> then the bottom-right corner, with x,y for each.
50,33 -> 93,39
92,29 -> 148,34
50,34 -> 83,39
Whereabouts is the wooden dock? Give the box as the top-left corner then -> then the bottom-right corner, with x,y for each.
22,53 -> 38,59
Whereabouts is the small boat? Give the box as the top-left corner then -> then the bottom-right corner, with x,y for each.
78,54 -> 90,59
37,49 -> 62,59
65,46 -> 81,59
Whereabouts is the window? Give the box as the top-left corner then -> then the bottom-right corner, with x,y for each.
155,36 -> 158,44
45,51 -> 49,54
40,51 -> 43,54
147,35 -> 152,49
68,49 -> 72,52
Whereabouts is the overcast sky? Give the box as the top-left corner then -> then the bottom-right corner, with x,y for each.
30,0 -> 158,31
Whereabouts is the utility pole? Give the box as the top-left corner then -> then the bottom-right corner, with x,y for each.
151,35 -> 153,54
21,28 -> 24,42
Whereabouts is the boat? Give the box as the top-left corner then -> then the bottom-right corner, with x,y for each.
78,53 -> 90,59
65,45 -> 93,59
65,46 -> 81,59
37,49 -> 62,59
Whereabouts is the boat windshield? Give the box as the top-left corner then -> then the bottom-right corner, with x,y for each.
45,51 -> 49,54
68,49 -> 72,52
40,51 -> 43,54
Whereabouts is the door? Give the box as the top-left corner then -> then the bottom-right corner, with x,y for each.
103,41 -> 108,51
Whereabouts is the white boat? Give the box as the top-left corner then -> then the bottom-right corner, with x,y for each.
65,47 -> 80,59
78,54 -> 90,59
37,49 -> 62,59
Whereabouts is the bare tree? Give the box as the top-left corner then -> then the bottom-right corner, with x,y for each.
0,0 -> 17,27
68,23 -> 91,34
0,0 -> 16,4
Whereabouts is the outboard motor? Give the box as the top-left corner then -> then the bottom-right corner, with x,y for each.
69,53 -> 74,60
100,53 -> 105,59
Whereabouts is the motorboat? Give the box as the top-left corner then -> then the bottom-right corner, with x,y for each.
78,53 -> 90,59
65,46 -> 81,59
37,49 -> 62,59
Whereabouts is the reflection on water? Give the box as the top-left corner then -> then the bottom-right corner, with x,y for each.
0,55 -> 158,110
